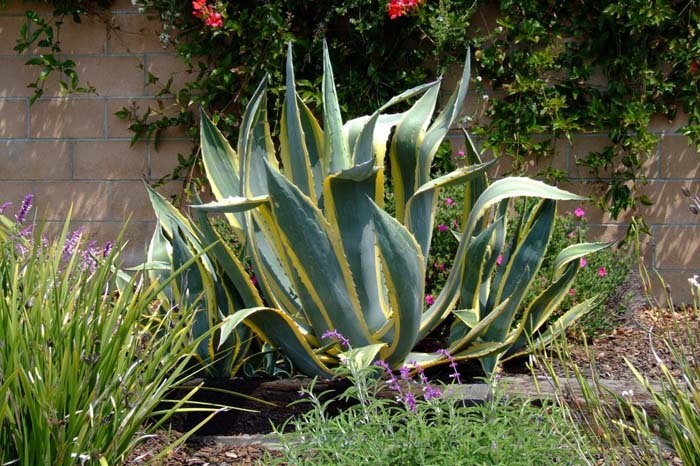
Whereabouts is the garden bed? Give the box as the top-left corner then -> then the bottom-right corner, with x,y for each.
124,298 -> 699,465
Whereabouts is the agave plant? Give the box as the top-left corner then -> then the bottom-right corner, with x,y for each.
142,186 -> 262,378
180,42 -> 610,377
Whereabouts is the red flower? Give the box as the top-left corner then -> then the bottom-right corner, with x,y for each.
387,0 -> 420,19
206,11 -> 223,28
388,1 -> 404,18
690,61 -> 700,77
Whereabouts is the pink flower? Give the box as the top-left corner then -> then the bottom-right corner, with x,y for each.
568,230 -> 576,238
598,266 -> 607,277
425,294 -> 435,306
387,0 -> 419,19
452,219 -> 460,229
438,224 -> 448,232
574,207 -> 585,218
457,150 -> 465,158
569,289 -> 575,296
444,197 -> 454,206
206,12 -> 223,27
496,255 -> 503,266
579,257 -> 587,268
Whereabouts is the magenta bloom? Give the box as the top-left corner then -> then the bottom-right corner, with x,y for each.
438,224 -> 448,232
574,207 -> 585,218
569,288 -> 575,296
457,150 -> 465,158
496,255 -> 503,266
452,219 -> 460,229
444,197 -> 454,206
425,294 -> 435,306
598,266 -> 607,277
579,257 -> 587,268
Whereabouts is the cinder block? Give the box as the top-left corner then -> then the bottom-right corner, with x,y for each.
0,100 -> 27,138
649,110 -> 689,133
73,140 -> 147,180
0,57 -> 62,98
570,134 -> 658,179
33,181 -> 110,221
106,97 -> 184,138
108,13 -> 171,53
0,181 -> 34,212
149,138 -> 194,180
0,16 -> 27,55
642,180 -> 700,225
659,134 -> 700,179
654,226 -> 700,269
51,15 -> 107,54
30,98 -> 105,138
72,56 -> 144,97
0,140 -> 71,179
109,180 -> 156,221
0,0 -> 53,14
586,224 -> 653,266
646,269 -> 697,306
144,54 -> 193,96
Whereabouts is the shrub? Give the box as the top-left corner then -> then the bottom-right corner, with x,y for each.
267,340 -> 589,466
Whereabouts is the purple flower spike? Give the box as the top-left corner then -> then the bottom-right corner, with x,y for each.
321,329 -> 350,348
437,348 -> 462,384
399,366 -> 411,381
102,241 -> 114,258
0,202 -> 11,215
375,360 -> 401,392
15,194 -> 33,224
62,226 -> 85,259
403,392 -> 417,412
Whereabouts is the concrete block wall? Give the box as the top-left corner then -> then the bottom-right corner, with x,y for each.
2,1 -> 699,301
0,0 -> 191,264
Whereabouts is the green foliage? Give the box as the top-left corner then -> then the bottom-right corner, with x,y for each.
190,44 -> 606,378
12,0 -> 108,103
539,298 -> 700,466
470,0 -> 700,231
0,212 -> 211,465
267,351 -> 588,466
140,184 -> 261,378
522,208 -> 631,339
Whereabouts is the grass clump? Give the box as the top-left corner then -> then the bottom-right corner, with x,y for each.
0,205 -> 214,465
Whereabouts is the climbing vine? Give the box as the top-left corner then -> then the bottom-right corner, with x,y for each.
5,0 -> 700,228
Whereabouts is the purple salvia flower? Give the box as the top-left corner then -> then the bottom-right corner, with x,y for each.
413,363 -> 442,400
437,348 -> 462,384
321,329 -> 350,348
403,392 -> 417,412
102,241 -> 114,258
62,226 -> 85,259
81,240 -> 100,272
19,225 -> 33,237
375,360 -> 401,392
15,194 -> 33,224
399,366 -> 411,381
0,202 -> 11,214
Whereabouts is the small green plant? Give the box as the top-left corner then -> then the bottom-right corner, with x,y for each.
267,334 -> 588,466
0,198 -> 217,465
536,276 -> 700,466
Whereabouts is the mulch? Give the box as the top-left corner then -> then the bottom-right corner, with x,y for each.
123,294 -> 700,465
